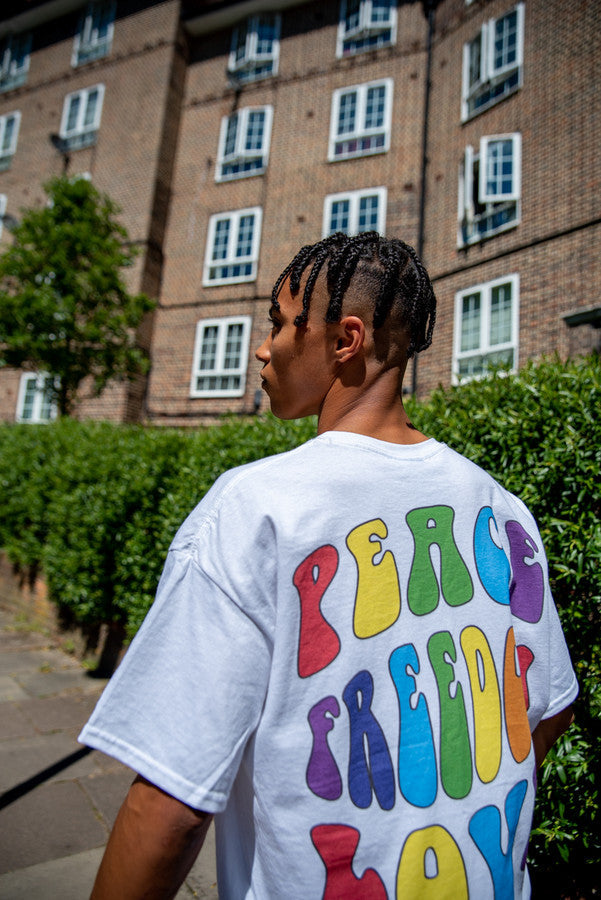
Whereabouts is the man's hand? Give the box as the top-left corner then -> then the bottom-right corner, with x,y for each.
531,705 -> 575,770
90,775 -> 213,900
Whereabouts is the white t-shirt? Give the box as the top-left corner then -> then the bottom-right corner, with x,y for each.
80,433 -> 578,899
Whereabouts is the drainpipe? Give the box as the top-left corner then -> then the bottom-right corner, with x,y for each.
412,0 -> 436,398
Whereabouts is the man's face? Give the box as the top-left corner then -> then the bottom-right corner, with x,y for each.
255,275 -> 339,420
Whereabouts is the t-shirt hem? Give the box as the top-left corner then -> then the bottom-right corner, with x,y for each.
78,724 -> 227,814
541,678 -> 579,721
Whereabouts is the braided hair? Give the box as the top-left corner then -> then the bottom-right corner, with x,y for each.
271,232 -> 436,357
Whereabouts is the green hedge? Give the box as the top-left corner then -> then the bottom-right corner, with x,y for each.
0,353 -> 598,875
407,353 -> 601,876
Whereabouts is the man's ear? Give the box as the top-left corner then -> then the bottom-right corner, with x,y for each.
334,315 -> 366,364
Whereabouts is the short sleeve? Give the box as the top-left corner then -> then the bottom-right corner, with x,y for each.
506,501 -> 578,730
79,543 -> 273,813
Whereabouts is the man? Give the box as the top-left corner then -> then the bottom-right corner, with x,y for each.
81,232 -> 577,899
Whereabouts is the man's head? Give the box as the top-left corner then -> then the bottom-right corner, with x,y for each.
256,232 -> 436,422
270,231 -> 436,360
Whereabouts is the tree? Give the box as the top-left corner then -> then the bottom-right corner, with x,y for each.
0,176 -> 156,415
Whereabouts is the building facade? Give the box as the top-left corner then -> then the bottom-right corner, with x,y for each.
0,0 -> 599,425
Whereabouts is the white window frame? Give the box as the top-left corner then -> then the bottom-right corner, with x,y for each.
337,0 -> 397,58
72,0 -> 116,67
216,106 -> 273,182
323,187 -> 387,237
461,3 -> 524,121
228,14 -> 281,83
59,84 -> 104,151
190,316 -> 252,398
16,373 -> 59,423
0,110 -> 20,171
203,207 -> 263,286
329,78 -> 393,162
0,32 -> 32,92
458,133 -> 521,246
453,274 -> 519,383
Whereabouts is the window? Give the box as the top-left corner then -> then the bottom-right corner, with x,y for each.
337,0 -> 397,57
190,317 -> 252,397
228,14 -> 280,83
73,0 -> 115,66
329,79 -> 392,161
216,106 -> 273,182
453,275 -> 519,381
462,3 -> 524,120
323,187 -> 386,237
0,32 -> 32,92
0,111 -> 20,170
458,133 -> 521,245
204,208 -> 262,285
0,194 -> 6,239
59,84 -> 104,151
16,374 -> 58,423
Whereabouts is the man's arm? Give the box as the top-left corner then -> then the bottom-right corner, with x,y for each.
531,705 -> 574,770
90,775 -> 213,900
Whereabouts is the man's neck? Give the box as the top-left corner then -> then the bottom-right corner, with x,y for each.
316,371 -> 428,445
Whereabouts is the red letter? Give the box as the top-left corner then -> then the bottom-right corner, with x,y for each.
311,824 -> 387,899
294,546 -> 340,678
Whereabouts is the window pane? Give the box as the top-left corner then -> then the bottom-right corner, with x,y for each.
83,88 -> 99,128
358,194 -> 379,231
245,111 -> 265,150
233,24 -> 248,63
468,35 -> 482,89
224,115 -> 238,156
236,215 -> 255,258
1,115 -> 15,152
365,85 -> 385,129
21,377 -> 37,421
256,15 -> 276,54
199,326 -> 219,371
224,323 -> 244,369
485,139 -> 514,197
344,0 -> 361,33
39,377 -> 55,420
461,292 -> 481,351
490,283 -> 513,345
212,219 -> 230,261
330,200 -> 350,233
493,10 -> 518,72
66,96 -> 81,132
338,91 -> 357,136
370,0 -> 393,26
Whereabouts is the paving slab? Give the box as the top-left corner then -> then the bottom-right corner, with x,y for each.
0,702 -> 37,740
15,667 -> 109,698
0,675 -> 31,702
0,732 -> 104,792
18,692 -> 102,734
79,769 -> 136,829
0,779 -> 107,874
0,846 -> 105,899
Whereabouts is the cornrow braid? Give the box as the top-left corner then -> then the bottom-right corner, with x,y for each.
271,232 -> 436,357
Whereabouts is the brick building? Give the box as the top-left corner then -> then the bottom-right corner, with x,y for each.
0,0 -> 599,425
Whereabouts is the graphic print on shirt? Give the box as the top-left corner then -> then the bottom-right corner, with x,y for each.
294,505 -> 542,898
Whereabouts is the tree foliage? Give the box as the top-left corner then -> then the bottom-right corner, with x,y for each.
0,176 -> 155,415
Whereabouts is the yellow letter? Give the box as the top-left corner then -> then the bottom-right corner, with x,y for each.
346,519 -> 401,638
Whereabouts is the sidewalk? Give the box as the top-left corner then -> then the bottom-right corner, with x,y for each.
0,606 -> 218,899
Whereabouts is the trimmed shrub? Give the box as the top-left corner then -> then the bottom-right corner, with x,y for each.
407,353 -> 601,875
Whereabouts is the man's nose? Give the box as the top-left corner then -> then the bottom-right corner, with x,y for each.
255,335 -> 271,363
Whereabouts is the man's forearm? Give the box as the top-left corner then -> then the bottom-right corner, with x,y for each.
90,776 -> 213,900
